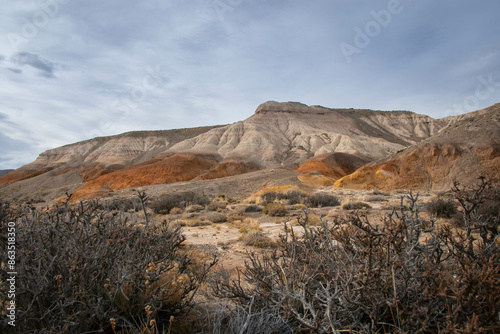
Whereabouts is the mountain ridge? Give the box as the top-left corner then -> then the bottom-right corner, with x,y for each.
1,101 -> 495,202
334,103 -> 500,190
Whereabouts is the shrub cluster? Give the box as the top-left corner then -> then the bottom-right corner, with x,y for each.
263,203 -> 288,217
244,204 -> 262,213
105,196 -> 141,212
305,192 -> 340,207
212,179 -> 500,333
342,200 -> 371,210
0,199 -> 217,332
152,191 -> 210,214
425,197 -> 457,218
261,190 -> 339,208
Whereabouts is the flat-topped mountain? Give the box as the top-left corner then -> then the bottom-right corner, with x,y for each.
167,101 -> 444,165
1,100 -> 495,202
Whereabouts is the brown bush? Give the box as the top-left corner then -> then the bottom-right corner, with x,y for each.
0,196 -> 217,332
425,197 -> 457,218
342,200 -> 371,210
151,191 -> 210,214
244,204 -> 263,212
212,181 -> 500,333
205,212 -> 227,224
263,203 -> 288,217
305,192 -> 340,207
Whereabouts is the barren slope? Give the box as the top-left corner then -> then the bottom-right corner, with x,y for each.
168,101 -> 445,167
0,126 -> 222,201
296,152 -> 369,179
0,101 -> 448,202
334,103 -> 500,191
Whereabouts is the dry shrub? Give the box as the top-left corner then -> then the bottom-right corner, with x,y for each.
342,200 -> 371,210
0,197 -> 217,332
239,230 -> 276,249
305,192 -> 340,207
263,203 -> 288,217
178,218 -> 211,227
237,219 -> 275,249
260,191 -> 277,204
227,212 -> 245,223
244,204 -> 263,213
208,199 -> 227,212
105,196 -> 141,212
425,197 -> 457,218
277,190 -> 307,205
205,212 -> 227,224
152,191 -> 210,214
212,179 -> 500,333
186,204 -> 204,213
364,195 -> 388,202
170,207 -> 184,214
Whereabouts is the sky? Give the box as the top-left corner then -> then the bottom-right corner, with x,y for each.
1,0 -> 500,169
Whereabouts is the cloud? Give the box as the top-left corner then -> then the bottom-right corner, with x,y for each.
0,0 -> 499,169
10,52 -> 57,78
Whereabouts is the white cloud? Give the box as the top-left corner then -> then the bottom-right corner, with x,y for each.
0,0 -> 499,169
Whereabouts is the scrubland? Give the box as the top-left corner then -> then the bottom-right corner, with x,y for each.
1,177 -> 499,333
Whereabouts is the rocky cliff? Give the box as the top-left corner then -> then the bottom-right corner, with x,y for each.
167,101 -> 445,165
334,103 -> 500,191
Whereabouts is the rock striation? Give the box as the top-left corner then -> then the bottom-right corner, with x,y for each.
2,100 -> 492,202
334,103 -> 500,191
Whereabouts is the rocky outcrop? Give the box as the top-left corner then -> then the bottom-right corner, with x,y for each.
167,101 -> 445,167
334,103 -> 500,191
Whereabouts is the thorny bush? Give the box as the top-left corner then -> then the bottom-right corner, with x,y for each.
0,195 -> 217,333
212,178 -> 500,333
152,191 -> 210,214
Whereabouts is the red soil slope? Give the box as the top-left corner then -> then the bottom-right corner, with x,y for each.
334,104 -> 500,191
296,152 -> 369,179
71,153 -> 218,201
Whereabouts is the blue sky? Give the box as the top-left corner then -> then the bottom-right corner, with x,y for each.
1,0 -> 499,169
